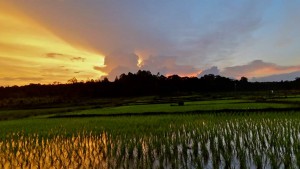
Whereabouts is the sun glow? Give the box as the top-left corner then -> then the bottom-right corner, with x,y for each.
0,2 -> 106,86
134,50 -> 148,68
137,57 -> 143,68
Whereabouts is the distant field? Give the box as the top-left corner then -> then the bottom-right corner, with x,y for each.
47,97 -> 299,119
1,96 -> 299,120
0,97 -> 299,138
61,99 -> 296,116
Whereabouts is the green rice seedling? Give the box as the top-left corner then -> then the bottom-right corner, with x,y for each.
1,112 -> 300,168
201,139 -> 209,166
268,151 -> 281,169
238,149 -> 247,169
283,151 -> 292,169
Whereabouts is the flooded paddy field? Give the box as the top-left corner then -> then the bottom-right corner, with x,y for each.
1,111 -> 300,168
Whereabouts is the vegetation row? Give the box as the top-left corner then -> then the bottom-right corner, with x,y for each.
1,113 -> 300,168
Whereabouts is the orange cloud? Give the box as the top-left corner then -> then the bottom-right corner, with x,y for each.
0,2 -> 106,86
221,60 -> 300,79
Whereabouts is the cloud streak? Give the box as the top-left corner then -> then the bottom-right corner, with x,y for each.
46,53 -> 64,58
199,60 -> 300,81
221,60 -> 300,79
71,57 -> 85,62
0,2 -> 106,86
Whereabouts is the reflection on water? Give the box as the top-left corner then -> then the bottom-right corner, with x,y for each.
1,118 -> 300,168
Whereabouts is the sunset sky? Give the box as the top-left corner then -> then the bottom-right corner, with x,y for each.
1,0 -> 300,86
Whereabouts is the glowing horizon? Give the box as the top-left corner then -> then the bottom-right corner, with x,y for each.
0,2 -> 106,86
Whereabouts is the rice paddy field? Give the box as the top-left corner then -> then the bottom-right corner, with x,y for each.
1,95 -> 300,168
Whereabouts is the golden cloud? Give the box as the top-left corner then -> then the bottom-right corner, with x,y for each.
0,2 -> 106,86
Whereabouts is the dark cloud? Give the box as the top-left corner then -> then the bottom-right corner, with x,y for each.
46,53 -> 85,62
46,53 -> 63,58
93,66 -> 103,72
71,57 -> 85,62
42,67 -> 70,73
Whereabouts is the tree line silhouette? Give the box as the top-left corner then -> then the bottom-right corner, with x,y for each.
1,70 -> 300,100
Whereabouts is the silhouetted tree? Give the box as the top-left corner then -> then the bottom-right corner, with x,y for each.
102,77 -> 110,84
240,77 -> 248,83
1,70 -> 300,108
68,77 -> 78,84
